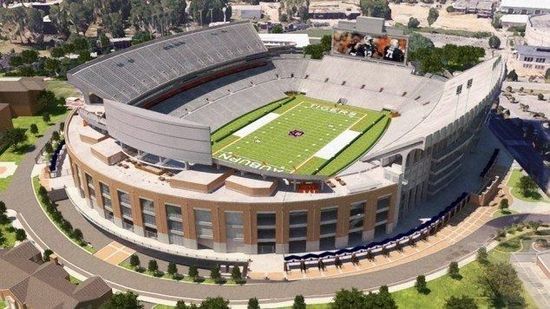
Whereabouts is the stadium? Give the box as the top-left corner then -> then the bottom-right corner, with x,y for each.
64,18 -> 505,257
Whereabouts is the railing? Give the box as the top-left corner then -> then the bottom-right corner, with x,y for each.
284,192 -> 470,270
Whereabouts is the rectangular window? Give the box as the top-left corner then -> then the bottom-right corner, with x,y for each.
257,228 -> 276,240
195,209 -> 213,239
320,207 -> 338,222
257,212 -> 276,226
289,211 -> 308,226
117,190 -> 131,207
320,223 -> 337,236
289,226 -> 307,239
376,210 -> 389,223
377,197 -> 391,211
140,198 -> 155,214
165,204 -> 182,221
168,220 -> 183,232
143,213 -> 156,227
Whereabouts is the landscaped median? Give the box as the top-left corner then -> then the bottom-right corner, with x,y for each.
507,169 -> 550,203
32,175 -> 96,253
118,254 -> 247,286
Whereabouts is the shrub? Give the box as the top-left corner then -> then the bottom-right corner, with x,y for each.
292,295 -> 306,309
446,5 -> 455,13
231,265 -> 242,281
52,130 -> 60,141
449,261 -> 460,279
415,275 -> 429,294
188,265 -> 198,279
72,228 -> 83,242
167,262 -> 178,276
15,229 -> 27,241
42,113 -> 51,123
408,17 -> 420,29
30,124 -> 38,135
499,198 -> 509,210
147,259 -> 158,273
247,297 -> 260,309
538,93 -> 544,101
43,249 -> 53,261
129,254 -> 140,268
477,247 -> 489,265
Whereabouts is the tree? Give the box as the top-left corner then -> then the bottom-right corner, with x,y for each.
445,295 -> 478,309
43,248 -> 53,261
538,93 -> 545,101
427,8 -> 439,26
51,47 -> 65,58
360,0 -> 391,19
292,295 -> 306,309
507,69 -> 519,81
52,130 -> 60,141
332,288 -> 366,309
188,265 -> 199,279
28,124 -> 38,136
320,35 -> 332,52
518,175 -> 538,196
488,35 -> 501,49
408,17 -> 420,29
129,254 -> 140,268
15,228 -> 26,241
303,44 -> 325,59
167,262 -> 178,276
478,262 -> 525,307
210,266 -> 223,283
21,50 -> 39,64
42,113 -> 51,123
148,259 -> 158,273
528,221 -> 541,234
132,31 -> 153,46
1,128 -> 28,149
499,198 -> 509,211
104,12 -> 125,38
247,298 -> 260,309
408,33 -> 435,56
0,201 -> 6,215
200,297 -> 229,309
44,142 -> 54,154
231,265 -> 242,281
72,228 -> 83,241
189,0 -> 231,25
449,261 -> 460,279
477,247 -> 489,265
271,24 -> 283,33
100,291 -> 143,309
78,50 -> 92,63
415,275 -> 429,294
446,6 -> 456,13
44,58 -> 61,76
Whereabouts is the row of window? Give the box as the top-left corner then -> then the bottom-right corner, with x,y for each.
78,170 -> 391,253
523,57 -> 546,63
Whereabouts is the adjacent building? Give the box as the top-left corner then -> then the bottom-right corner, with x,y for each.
453,0 -> 494,17
0,103 -> 13,135
514,45 -> 550,75
499,0 -> 550,15
525,14 -> 550,47
0,241 -> 112,309
0,77 -> 46,117
232,5 -> 262,20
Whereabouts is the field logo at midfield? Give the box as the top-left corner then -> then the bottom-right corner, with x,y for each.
217,152 -> 286,173
308,103 -> 357,118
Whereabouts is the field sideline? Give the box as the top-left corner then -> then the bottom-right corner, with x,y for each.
212,95 -> 389,176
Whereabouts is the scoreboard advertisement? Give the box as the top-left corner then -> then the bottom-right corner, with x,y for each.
332,30 -> 409,65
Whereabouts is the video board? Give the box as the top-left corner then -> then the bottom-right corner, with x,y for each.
332,30 -> 408,64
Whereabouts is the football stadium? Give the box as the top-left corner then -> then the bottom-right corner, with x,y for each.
65,18 -> 505,257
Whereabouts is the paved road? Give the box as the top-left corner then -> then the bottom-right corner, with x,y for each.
1,126 -> 550,304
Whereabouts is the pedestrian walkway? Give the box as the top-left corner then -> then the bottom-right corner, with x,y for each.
0,162 -> 17,178
273,203 -> 495,281
94,241 -> 135,266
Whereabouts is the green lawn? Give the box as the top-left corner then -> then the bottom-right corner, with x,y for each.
508,169 -> 550,203
0,221 -> 17,248
0,80 -> 75,191
212,95 -> 388,176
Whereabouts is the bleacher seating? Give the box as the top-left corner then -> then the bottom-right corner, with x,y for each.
68,22 -> 267,104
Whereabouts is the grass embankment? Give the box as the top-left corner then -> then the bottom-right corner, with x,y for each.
32,176 -> 96,253
507,169 -> 550,203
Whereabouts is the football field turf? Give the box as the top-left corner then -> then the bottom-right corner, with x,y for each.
212,95 -> 389,176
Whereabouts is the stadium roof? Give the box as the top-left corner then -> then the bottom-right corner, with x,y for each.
501,14 -> 530,24
500,0 -> 550,10
68,22 -> 267,105
259,33 -> 310,48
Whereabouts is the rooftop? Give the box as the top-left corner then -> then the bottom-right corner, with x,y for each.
0,241 -> 111,308
516,45 -> 550,57
500,0 -> 550,10
530,14 -> 550,28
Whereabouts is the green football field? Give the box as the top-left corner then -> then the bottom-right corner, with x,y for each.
212,95 -> 390,176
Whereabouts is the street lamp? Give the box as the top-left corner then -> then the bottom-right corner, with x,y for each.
222,6 -> 227,23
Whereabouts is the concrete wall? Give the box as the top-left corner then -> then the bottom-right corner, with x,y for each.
103,100 -> 213,165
